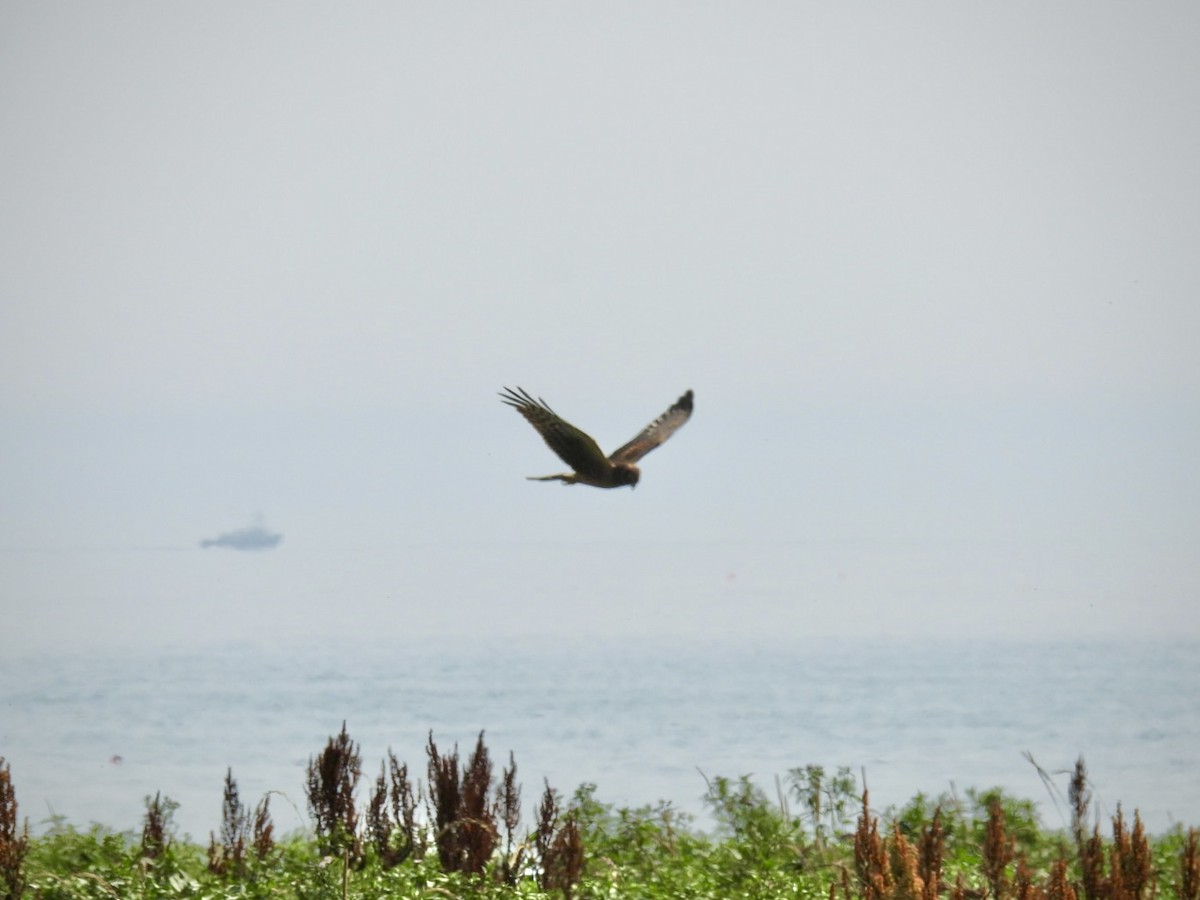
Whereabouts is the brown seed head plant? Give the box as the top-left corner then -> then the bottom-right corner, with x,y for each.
917,807 -> 945,899
208,768 -> 248,877
1070,757 -> 1093,851
1047,857 -> 1080,900
983,793 -> 1016,899
853,790 -> 889,900
207,768 -> 273,877
1180,829 -> 1200,900
1012,856 -> 1080,900
888,822 -> 926,900
140,791 -> 178,874
497,751 -> 524,885
535,780 -> 585,899
426,730 -> 499,876
0,758 -> 29,900
1108,806 -> 1152,900
1080,823 -> 1108,900
251,794 -> 275,862
1071,801 -> 1158,900
366,750 -> 422,867
306,721 -> 363,862
842,789 -> 947,900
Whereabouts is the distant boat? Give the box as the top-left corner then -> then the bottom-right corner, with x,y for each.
200,525 -> 283,551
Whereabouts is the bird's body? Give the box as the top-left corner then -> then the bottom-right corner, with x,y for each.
500,386 -> 693,489
524,464 -> 641,489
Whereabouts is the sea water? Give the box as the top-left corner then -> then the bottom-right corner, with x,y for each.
2,637 -> 1197,840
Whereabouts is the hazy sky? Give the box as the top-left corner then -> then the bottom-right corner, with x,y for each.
2,3 -> 1198,651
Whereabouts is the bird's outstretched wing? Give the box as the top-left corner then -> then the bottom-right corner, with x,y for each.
607,389 -> 694,464
499,387 -> 611,478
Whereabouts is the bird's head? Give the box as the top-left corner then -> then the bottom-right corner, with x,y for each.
613,464 -> 640,489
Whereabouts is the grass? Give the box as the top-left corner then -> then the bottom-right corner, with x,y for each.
2,737 -> 1197,899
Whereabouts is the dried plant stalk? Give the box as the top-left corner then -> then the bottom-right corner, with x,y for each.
141,792 -> 176,862
853,790 -> 889,900
1180,829 -> 1200,900
0,758 -> 29,900
207,768 -> 248,876
306,721 -> 362,861
252,794 -> 274,860
536,781 -> 584,899
917,807 -> 944,899
367,750 -> 420,867
888,823 -> 925,900
983,794 -> 1015,899
1109,806 -> 1152,900
427,730 -> 500,875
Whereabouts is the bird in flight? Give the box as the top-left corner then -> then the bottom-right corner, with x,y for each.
500,386 -> 694,489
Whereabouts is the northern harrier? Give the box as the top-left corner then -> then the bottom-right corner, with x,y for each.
500,387 -> 694,489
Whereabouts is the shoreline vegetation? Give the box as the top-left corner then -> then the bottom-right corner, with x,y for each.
2,728 -> 1197,899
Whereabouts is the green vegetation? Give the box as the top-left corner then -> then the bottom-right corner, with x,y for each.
3,736 -> 1198,899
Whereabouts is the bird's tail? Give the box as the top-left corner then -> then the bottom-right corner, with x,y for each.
526,473 -> 574,484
